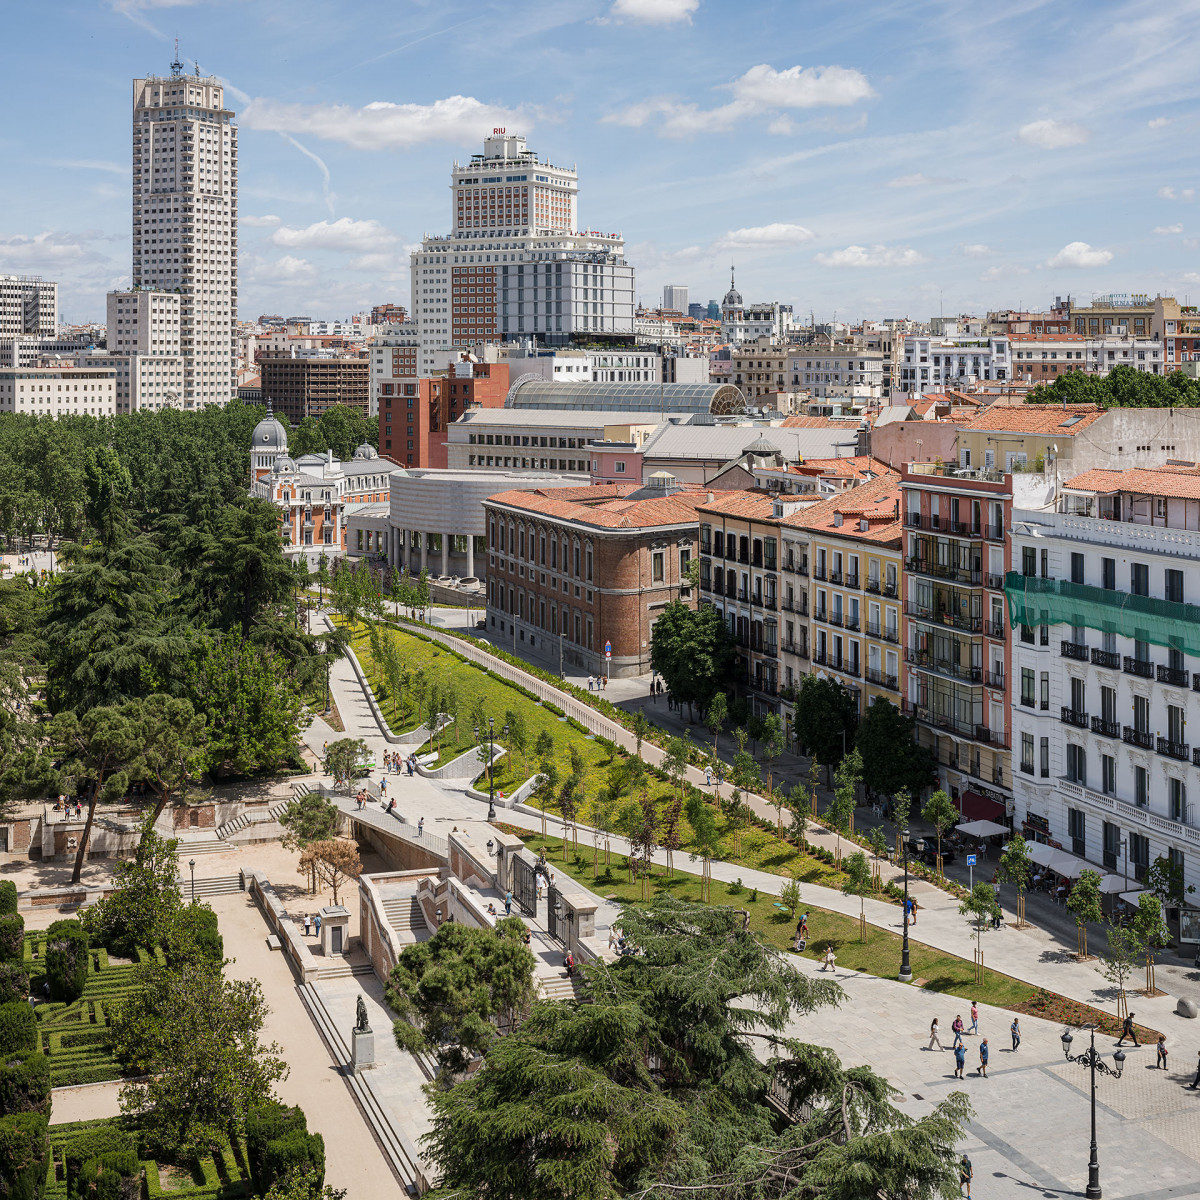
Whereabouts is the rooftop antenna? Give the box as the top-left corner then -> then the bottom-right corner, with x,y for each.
171,38 -> 183,75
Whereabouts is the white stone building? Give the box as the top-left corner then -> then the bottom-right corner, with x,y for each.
0,366 -> 116,418
719,270 -> 795,345
0,275 -> 56,338
132,58 -> 238,406
409,133 -> 636,373
898,334 -> 1012,393
89,289 -> 186,413
1009,465 -> 1200,907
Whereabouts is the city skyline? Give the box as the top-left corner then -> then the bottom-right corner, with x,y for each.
4,0 -> 1200,322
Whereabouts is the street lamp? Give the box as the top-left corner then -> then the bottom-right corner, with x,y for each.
898,826 -> 912,981
483,717 -> 509,821
1060,1025 -> 1125,1199
189,858 -> 196,905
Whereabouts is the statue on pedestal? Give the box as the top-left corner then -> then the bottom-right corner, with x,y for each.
355,995 -> 370,1033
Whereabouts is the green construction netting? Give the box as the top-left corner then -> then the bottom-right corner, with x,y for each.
1004,572 -> 1200,656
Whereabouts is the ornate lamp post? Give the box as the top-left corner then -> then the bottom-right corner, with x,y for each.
1061,1025 -> 1125,1199
898,826 -> 912,982
189,858 -> 196,905
477,717 -> 510,821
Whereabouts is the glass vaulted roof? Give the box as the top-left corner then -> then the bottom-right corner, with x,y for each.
505,377 -> 745,415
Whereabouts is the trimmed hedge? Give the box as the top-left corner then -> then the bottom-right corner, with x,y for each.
63,1127 -> 134,1197
0,965 -> 29,1007
0,1005 -> 36,1058
163,907 -> 222,965
0,916 -> 24,964
0,884 -> 17,918
44,923 -> 89,1005
0,1053 -> 50,1118
246,1101 -> 324,1195
0,1112 -> 49,1200
73,1150 -> 140,1200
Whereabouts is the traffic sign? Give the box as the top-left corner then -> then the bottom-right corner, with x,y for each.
966,854 -> 977,866
604,640 -> 612,655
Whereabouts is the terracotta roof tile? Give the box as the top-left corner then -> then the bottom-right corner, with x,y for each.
957,403 -> 1106,435
778,472 -> 903,543
1063,466 -> 1200,501
484,485 -> 710,529
779,415 -> 844,428
696,490 -> 778,520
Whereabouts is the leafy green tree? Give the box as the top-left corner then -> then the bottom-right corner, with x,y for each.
867,826 -> 889,880
779,876 -> 801,919
378,632 -> 405,724
1098,921 -> 1141,1021
854,698 -> 935,801
135,694 -> 207,834
1028,363 -> 1200,409
111,957 -> 287,1156
648,599 -> 737,721
323,738 -> 368,792
997,836 -> 1032,925
663,736 -> 689,802
760,712 -> 786,796
82,444 -> 135,548
1067,869 -> 1104,959
298,838 -> 361,905
959,881 -> 1001,982
920,789 -> 957,875
1145,854 -> 1196,910
706,691 -> 728,759
793,675 -> 857,784
630,710 -> 650,760
504,709 -> 528,778
280,791 -> 340,893
842,850 -> 873,941
826,748 -> 862,859
732,749 -> 759,792
1131,892 -> 1172,995
787,786 -> 809,849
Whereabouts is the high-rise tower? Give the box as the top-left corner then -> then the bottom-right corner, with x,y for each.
131,54 -> 238,407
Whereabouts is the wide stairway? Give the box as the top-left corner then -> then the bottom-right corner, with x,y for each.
173,830 -> 230,856
215,801 -> 291,841
382,896 -> 428,945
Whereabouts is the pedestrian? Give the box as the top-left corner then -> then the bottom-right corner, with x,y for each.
1011,1018 -> 1021,1051
928,1017 -> 945,1051
953,1041 -> 966,1078
602,675 -> 607,691
1156,1035 -> 1168,1070
822,945 -> 836,971
315,914 -> 322,936
504,889 -> 512,916
1117,1012 -> 1139,1046
565,950 -> 575,977
907,898 -> 917,926
417,817 -> 424,836
1188,1049 -> 1200,1088
978,1038 -> 989,1077
969,1001 -> 979,1035
705,765 -> 713,787
587,675 -> 594,691
304,916 -> 311,936
952,1015 -> 965,1048
381,778 -> 387,798
959,1153 -> 973,1199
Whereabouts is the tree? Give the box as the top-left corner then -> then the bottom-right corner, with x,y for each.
842,850 -> 873,941
80,822 -> 182,956
505,708 -> 528,778
920,789 -> 957,876
378,632 -> 404,723
263,1170 -> 347,1200
111,957 -> 287,1155
854,698 -> 936,801
867,826 -> 888,886
648,600 -> 737,721
996,837 -> 1032,928
706,691 -> 728,759
688,802 -> 720,900
1130,892 -> 1171,996
1145,854 -> 1196,911
315,552 -> 330,607
663,737 -> 689,803
793,675 -> 856,784
826,749 -> 861,862
280,793 -> 340,894
299,839 -> 362,906
959,882 -> 1000,983
627,791 -> 660,898
1066,869 -> 1104,959
1098,921 -> 1141,1021
323,738 -> 368,792
135,694 -> 207,834
630,710 -> 650,760
779,877 -> 801,919
51,702 -> 141,883
786,784 -> 808,849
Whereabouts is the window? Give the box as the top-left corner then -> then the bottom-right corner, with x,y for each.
1041,672 -> 1051,710
1071,552 -> 1085,585
1040,736 -> 1050,778
1128,831 -> 1149,881
1102,557 -> 1115,591
1170,777 -> 1186,823
1166,568 -> 1184,604
1101,685 -> 1116,724
1066,743 -> 1086,786
1021,668 -> 1035,706
652,551 -> 665,582
1134,695 -> 1150,733
1131,563 -> 1149,596
1022,546 -> 1036,577
1134,765 -> 1149,808
1021,732 -> 1034,774
1102,754 -> 1115,795
1068,808 -> 1085,856
679,548 -> 691,580
1168,703 -> 1185,745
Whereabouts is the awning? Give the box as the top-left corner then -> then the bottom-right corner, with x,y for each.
956,819 -> 1009,838
1120,889 -> 1149,905
1098,875 -> 1129,894
1025,840 -> 1057,867
960,790 -> 1006,821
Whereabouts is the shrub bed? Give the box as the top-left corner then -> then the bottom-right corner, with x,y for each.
0,1111 -> 49,1200
44,922 -> 90,1004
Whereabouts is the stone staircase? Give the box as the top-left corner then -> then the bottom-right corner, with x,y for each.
215,801 -> 291,841
177,873 -> 243,899
538,971 -> 584,1002
382,896 -> 428,945
297,983 -> 429,1195
173,831 -> 231,856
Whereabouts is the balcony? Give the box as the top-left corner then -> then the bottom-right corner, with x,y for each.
813,610 -> 828,624
829,570 -> 843,584
812,567 -> 827,581
845,615 -> 860,631
1061,640 -> 1088,661
865,579 -> 881,594
1122,726 -> 1153,750
883,581 -> 899,598
1060,706 -> 1089,729
907,649 -> 982,684
1157,664 -> 1189,688
1091,649 -> 1121,669
1158,736 -> 1190,761
813,650 -> 828,666
1123,656 -> 1154,679
986,669 -> 1005,689
764,597 -> 778,611
865,666 -> 899,689
904,603 -> 983,633
1193,747 -> 1200,767
985,619 -> 1005,639
905,557 -> 983,586
845,573 -> 859,590
1090,716 -> 1120,739
829,612 -> 844,627
905,511 -> 923,528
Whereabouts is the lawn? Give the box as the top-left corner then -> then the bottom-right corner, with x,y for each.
498,826 -> 1162,1040
24,933 -> 159,1086
44,1118 -> 252,1200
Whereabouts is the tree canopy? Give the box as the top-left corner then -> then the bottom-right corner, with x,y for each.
854,698 -> 935,800
649,601 -> 737,721
793,675 -> 857,780
1027,364 -> 1200,408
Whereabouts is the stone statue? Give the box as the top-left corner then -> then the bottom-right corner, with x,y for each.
355,995 -> 370,1033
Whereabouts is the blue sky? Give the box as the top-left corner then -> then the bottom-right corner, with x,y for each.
4,0 -> 1200,324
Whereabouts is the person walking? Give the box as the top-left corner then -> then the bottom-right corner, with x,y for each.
822,945 -> 836,972
1011,1018 -> 1021,1051
928,1017 -> 945,1051
504,889 -> 513,917
1117,1012 -> 1139,1046
959,1154 -> 973,1199
953,1041 -> 966,1078
417,817 -> 425,837
705,765 -> 713,787
952,1015 -> 965,1049
978,1038 -> 989,1077
1188,1049 -> 1200,1088
969,1001 -> 979,1035
907,898 -> 917,926
1156,1035 -> 1168,1070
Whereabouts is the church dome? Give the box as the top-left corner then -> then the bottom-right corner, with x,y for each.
252,403 -> 288,454
352,442 -> 378,460
722,267 -> 743,311
272,455 -> 297,474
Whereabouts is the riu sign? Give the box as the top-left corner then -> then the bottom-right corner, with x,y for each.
493,127 -> 506,134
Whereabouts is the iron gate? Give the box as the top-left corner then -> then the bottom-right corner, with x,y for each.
546,884 -> 562,943
513,856 -> 538,920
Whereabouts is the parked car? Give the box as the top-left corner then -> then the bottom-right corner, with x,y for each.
476,619 -> 488,629
905,836 -> 955,866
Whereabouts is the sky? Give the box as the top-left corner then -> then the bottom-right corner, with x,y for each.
4,0 -> 1200,325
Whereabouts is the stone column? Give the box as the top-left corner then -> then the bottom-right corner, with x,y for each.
466,536 -> 475,579
441,535 -> 449,577
419,531 -> 428,573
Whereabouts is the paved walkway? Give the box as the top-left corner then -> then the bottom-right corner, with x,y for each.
50,1081 -> 122,1124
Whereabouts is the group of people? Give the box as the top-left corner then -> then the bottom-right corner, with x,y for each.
382,750 -> 416,776
53,796 -> 83,819
585,675 -> 608,692
928,1004 -> 1014,1081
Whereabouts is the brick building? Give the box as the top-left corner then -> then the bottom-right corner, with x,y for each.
380,358 -> 509,468
260,354 -> 370,423
482,473 -> 704,677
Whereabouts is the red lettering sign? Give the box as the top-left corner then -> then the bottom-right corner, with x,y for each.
493,127 -> 506,134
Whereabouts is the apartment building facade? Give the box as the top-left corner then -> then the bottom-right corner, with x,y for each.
260,354 -> 369,425
0,275 -> 56,338
0,367 -> 116,419
900,464 -> 1013,820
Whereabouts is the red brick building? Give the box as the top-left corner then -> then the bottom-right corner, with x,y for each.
379,359 -> 509,468
482,474 -> 705,677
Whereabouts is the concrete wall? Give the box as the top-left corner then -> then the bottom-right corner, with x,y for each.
354,821 -> 447,873
869,420 -> 958,471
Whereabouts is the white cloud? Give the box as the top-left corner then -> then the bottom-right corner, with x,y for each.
1018,119 -> 1090,149
244,254 -> 317,285
767,116 -> 796,136
270,218 -> 397,253
960,243 -> 994,259
1159,186 -> 1196,202
717,222 -> 816,249
1153,223 -> 1184,235
1148,117 -> 1171,129
814,244 -> 926,268
1046,241 -> 1113,269
980,264 -> 1030,281
48,159 -> 129,176
242,95 -> 532,151
603,62 -> 872,138
0,231 -> 100,266
730,64 -> 875,109
610,0 -> 699,23
886,172 -> 961,188
242,214 -> 282,228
